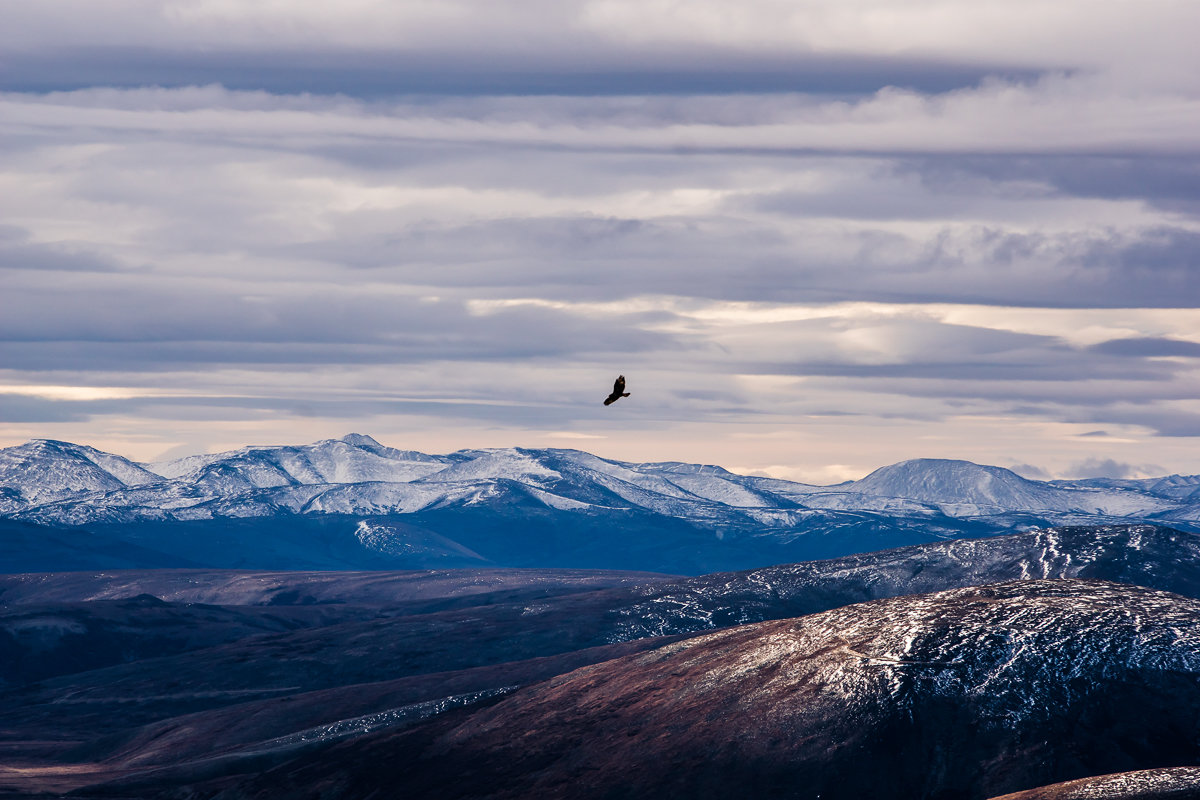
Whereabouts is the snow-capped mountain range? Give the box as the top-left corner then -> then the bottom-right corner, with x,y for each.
2,434 -> 1199,573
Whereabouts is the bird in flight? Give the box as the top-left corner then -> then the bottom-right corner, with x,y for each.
603,375 -> 630,406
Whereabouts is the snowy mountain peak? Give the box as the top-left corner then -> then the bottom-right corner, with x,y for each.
851,458 -> 1052,509
421,447 -> 564,485
339,433 -> 382,448
0,439 -> 162,506
147,436 -> 450,489
1147,474 -> 1200,500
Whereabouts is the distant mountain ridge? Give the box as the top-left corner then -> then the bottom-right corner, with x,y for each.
1,434 -> 1197,573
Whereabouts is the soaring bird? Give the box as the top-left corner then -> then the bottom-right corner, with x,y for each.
603,375 -> 630,406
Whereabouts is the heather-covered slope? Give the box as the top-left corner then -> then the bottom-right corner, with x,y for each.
195,580 -> 1200,800
2,526 -> 1200,798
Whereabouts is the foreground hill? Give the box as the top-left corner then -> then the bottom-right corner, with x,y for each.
130,580 -> 1200,800
1,525 -> 1200,799
2,435 -> 1199,573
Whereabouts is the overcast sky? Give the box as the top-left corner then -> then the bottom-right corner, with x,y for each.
2,0 -> 1199,482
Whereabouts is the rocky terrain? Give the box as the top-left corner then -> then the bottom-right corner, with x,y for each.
989,767 -> 1200,799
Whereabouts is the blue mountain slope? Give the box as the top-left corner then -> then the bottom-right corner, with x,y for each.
0,435 -> 1197,573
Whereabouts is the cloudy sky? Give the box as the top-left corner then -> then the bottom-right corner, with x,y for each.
2,1 -> 1199,482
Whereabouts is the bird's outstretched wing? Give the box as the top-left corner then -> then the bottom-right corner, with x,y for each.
603,374 -> 629,405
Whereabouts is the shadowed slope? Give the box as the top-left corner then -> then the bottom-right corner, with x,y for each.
212,580 -> 1200,800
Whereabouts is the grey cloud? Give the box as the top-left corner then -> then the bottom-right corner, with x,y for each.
752,188 -> 971,222
1066,457 -> 1164,479
1089,337 -> 1200,357
0,282 -> 679,371
708,313 -> 1199,437
0,226 -> 123,273
934,391 -> 1200,440
142,395 -> 597,428
0,46 -> 1040,97
1008,463 -> 1050,479
753,360 -> 1174,383
1044,157 -> 1200,216
669,389 -> 743,403
0,392 -> 553,427
288,216 -> 669,272
835,226 -> 1200,309
905,155 -> 1200,217
280,214 -> 1200,309
0,394 -> 92,423
591,223 -> 1196,309
744,162 -> 1024,223
1011,403 -> 1200,439
270,216 -> 795,306
806,364 -> 1199,406
6,88 -> 1196,308
1103,409 -> 1200,438
0,376 -> 687,429
1085,228 -> 1200,284
824,226 -> 1194,310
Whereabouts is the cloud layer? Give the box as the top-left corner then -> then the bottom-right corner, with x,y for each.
1,1 -> 1198,480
